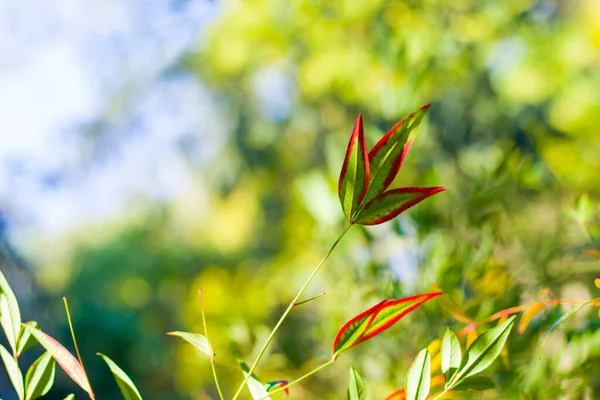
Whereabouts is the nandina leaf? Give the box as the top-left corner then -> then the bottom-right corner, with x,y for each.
364,104 -> 430,204
167,331 -> 214,359
97,353 -> 143,400
332,292 -> 443,359
441,328 -> 462,381
347,367 -> 370,400
25,351 -> 55,400
518,302 -> 546,334
25,326 -> 93,397
539,299 -> 597,357
0,270 -> 22,356
17,322 -> 40,357
0,343 -> 24,399
405,349 -> 430,400
355,187 -> 446,226
453,316 -> 515,383
338,114 -> 370,222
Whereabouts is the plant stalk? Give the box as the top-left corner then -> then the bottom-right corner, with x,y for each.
199,290 -> 225,400
259,359 -> 336,399
231,224 -> 352,400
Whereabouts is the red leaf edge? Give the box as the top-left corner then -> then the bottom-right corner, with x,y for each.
332,292 -> 443,358
338,114 -> 371,215
368,104 -> 430,191
359,186 -> 446,226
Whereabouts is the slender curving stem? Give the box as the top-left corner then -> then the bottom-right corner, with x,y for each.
231,224 -> 352,400
258,359 -> 336,399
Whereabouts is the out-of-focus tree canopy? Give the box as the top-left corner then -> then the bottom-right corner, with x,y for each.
2,1 -> 599,399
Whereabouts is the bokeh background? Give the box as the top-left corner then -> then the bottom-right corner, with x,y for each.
1,0 -> 600,399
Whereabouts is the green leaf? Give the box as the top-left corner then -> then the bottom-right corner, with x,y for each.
238,359 -> 271,400
441,328 -> 462,381
539,299 -> 597,357
347,367 -> 370,400
63,395 -> 75,400
452,376 -> 495,391
25,326 -> 93,397
338,114 -> 370,222
98,353 -> 143,400
0,344 -> 24,400
17,322 -> 40,357
25,352 -> 55,400
453,316 -> 515,383
405,349 -> 430,400
363,104 -> 430,204
0,270 -> 22,356
332,292 -> 443,359
167,331 -> 214,359
354,187 -> 446,226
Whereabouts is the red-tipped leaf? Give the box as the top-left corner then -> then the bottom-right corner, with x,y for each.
25,326 -> 94,397
363,105 -> 430,204
332,292 -> 443,359
338,114 -> 370,222
355,187 -> 445,226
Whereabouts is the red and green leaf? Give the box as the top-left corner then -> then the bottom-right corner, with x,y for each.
332,292 -> 443,359
363,105 -> 430,204
355,187 -> 446,226
338,114 -> 370,222
25,326 -> 94,398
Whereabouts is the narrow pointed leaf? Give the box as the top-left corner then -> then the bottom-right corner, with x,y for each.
98,353 -> 143,400
167,331 -> 213,359
0,344 -> 24,399
364,104 -> 430,204
454,316 -> 515,383
338,114 -> 370,222
17,322 -> 40,357
63,395 -> 75,400
348,367 -> 370,400
265,380 -> 289,397
238,359 -> 271,400
518,303 -> 546,334
405,349 -> 430,400
0,270 -> 22,356
452,376 -> 495,391
25,326 -> 93,396
441,328 -> 461,380
539,299 -> 596,357
332,292 -> 443,359
25,352 -> 55,400
355,187 -> 446,226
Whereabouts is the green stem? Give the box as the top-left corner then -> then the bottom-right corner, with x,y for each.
231,224 -> 352,400
63,297 -> 95,399
431,389 -> 449,400
199,290 -> 225,400
259,359 -> 336,399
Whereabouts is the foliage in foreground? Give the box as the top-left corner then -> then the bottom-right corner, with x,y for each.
1,106 -> 599,399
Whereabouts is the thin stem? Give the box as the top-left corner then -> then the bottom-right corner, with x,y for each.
259,359 -> 336,399
199,290 -> 225,400
431,389 -> 449,400
63,297 -> 95,399
231,224 -> 352,400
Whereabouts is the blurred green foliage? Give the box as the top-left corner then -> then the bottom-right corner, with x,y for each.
7,0 -> 600,399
